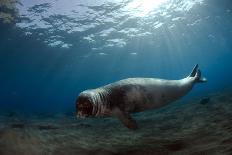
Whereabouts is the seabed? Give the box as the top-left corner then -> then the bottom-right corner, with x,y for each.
0,91 -> 232,155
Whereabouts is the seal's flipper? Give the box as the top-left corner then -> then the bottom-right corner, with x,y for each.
189,64 -> 199,77
112,107 -> 138,130
118,112 -> 138,130
195,69 -> 207,83
188,64 -> 207,83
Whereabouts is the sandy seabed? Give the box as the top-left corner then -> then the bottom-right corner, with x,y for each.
0,91 -> 232,155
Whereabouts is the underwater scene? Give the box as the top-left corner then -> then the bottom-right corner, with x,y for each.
0,0 -> 232,154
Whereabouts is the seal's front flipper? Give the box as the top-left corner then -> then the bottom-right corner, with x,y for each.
112,107 -> 138,130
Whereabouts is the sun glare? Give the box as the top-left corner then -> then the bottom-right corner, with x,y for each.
125,0 -> 169,17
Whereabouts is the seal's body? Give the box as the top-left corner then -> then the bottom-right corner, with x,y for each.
76,65 -> 207,129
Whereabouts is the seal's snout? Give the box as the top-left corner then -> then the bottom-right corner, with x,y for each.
76,95 -> 93,118
76,111 -> 88,118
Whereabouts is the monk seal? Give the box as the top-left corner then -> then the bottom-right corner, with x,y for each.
76,64 -> 207,130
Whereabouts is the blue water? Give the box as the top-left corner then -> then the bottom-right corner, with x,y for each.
0,0 -> 232,114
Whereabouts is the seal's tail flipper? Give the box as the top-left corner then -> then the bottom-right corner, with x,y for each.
195,69 -> 207,83
189,64 -> 207,83
189,64 -> 198,77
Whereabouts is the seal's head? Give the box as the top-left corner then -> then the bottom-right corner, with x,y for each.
76,89 -> 108,118
76,93 -> 94,118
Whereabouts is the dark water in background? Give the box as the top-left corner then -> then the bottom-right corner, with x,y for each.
0,0 -> 232,114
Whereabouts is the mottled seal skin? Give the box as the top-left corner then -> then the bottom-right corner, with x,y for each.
76,64 -> 207,130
